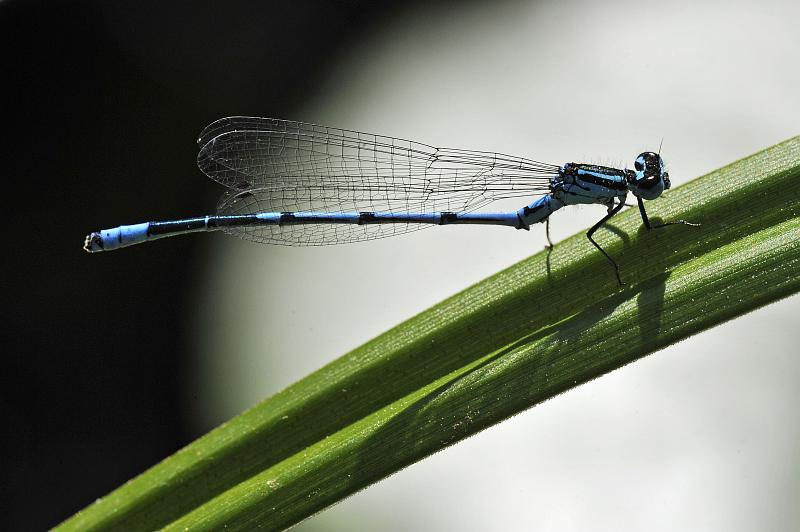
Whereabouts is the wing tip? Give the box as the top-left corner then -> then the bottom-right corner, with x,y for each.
197,116 -> 289,148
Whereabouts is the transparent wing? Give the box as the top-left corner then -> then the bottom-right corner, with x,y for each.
197,117 -> 559,245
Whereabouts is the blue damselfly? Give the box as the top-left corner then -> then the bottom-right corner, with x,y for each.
84,117 -> 698,284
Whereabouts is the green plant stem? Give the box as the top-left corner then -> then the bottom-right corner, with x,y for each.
58,137 -> 800,531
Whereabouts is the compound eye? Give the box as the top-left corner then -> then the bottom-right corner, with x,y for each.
638,175 -> 660,189
634,156 -> 645,171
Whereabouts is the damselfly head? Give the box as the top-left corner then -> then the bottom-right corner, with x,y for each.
631,151 -> 668,200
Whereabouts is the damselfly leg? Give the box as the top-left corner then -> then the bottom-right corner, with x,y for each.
636,197 -> 700,230
586,200 -> 627,286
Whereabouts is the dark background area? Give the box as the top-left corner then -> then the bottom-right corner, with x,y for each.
0,1 -> 408,528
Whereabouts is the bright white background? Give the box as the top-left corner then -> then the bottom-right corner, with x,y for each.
191,1 -> 799,530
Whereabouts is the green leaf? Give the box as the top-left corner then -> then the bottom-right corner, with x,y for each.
58,137 -> 800,531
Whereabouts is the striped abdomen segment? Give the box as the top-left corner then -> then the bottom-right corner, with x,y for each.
84,211 -> 524,252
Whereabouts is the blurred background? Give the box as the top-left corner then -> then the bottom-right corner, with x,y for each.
2,0 -> 798,530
